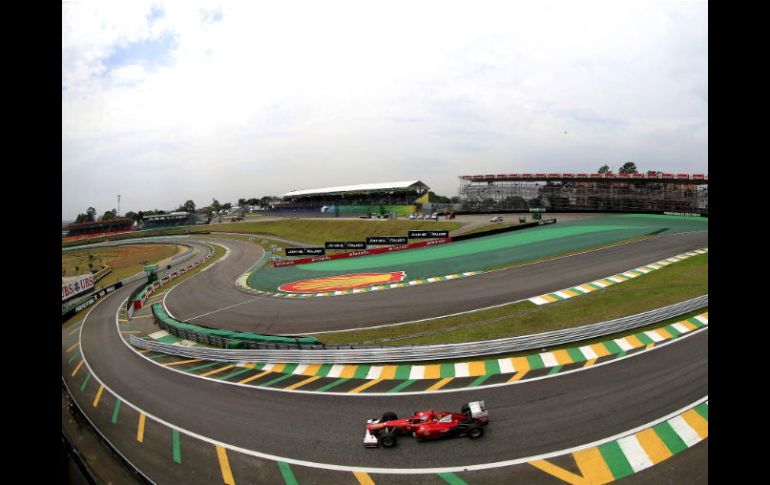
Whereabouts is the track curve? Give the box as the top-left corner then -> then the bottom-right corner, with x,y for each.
165,231 -> 708,334
77,281 -> 707,469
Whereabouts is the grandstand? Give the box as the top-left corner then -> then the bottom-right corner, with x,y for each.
142,212 -> 195,229
280,181 -> 430,217
458,173 -> 708,214
64,217 -> 134,237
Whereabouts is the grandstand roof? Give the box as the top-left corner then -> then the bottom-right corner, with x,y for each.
282,180 -> 430,198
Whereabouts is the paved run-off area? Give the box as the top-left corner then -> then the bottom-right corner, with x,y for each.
246,214 -> 707,293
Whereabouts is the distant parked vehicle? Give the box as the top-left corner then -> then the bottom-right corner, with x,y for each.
408,213 -> 417,220
490,216 -> 503,223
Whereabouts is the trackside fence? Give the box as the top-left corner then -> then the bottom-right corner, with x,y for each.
128,245 -> 216,315
130,295 -> 707,363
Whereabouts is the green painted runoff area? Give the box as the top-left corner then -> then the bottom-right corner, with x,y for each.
246,214 -> 707,292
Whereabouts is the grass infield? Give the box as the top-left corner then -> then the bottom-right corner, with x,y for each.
315,253 -> 708,346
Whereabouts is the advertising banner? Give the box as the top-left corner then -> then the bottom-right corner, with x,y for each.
62,274 -> 95,301
274,237 -> 452,267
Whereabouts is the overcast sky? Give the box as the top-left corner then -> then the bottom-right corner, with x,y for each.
62,0 -> 707,220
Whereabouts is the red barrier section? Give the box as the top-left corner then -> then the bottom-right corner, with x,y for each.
273,237 -> 453,267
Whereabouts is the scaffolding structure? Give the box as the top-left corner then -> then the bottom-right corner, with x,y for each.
458,173 -> 708,214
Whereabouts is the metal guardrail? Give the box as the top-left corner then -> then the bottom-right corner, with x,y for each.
130,295 -> 707,363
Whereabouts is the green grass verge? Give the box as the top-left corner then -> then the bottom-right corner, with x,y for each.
315,253 -> 708,345
399,306 -> 708,366
62,219 -> 463,248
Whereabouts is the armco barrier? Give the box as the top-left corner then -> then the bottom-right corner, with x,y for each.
151,303 -> 318,347
131,295 -> 707,363
274,238 -> 452,267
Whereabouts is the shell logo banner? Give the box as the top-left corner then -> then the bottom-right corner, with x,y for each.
278,271 -> 406,293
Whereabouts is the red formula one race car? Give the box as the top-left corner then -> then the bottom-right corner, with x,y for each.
363,401 -> 489,448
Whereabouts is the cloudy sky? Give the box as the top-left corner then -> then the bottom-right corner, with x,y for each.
62,0 -> 707,220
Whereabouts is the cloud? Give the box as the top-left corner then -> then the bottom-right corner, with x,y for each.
62,0 -> 708,219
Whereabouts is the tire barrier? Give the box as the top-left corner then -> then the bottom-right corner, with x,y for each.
151,303 -> 318,348
130,295 -> 707,363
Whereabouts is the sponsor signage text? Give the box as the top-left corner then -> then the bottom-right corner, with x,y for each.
408,230 -> 449,238
324,241 -> 367,250
62,274 -> 95,301
366,236 -> 408,245
286,247 -> 326,256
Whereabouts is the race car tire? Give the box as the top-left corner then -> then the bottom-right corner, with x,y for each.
380,431 -> 397,448
381,412 -> 398,422
461,404 -> 470,415
468,425 -> 484,439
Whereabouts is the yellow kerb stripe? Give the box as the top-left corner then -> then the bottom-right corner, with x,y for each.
353,471 -> 376,485
200,365 -> 235,377
67,326 -> 81,336
529,460 -> 586,485
215,445 -> 235,484
340,365 -> 358,378
511,357 -> 530,373
137,413 -> 146,442
302,364 -> 321,376
562,289 -> 579,297
424,365 -> 441,379
552,349 -> 573,365
66,342 -> 79,353
71,359 -> 85,377
682,409 -> 708,439
237,370 -> 271,384
681,321 -> 699,331
573,447 -> 614,484
590,343 -> 611,357
92,384 -> 105,407
655,328 -> 674,340
645,344 -> 655,351
577,285 -> 594,292
508,370 -> 529,382
426,378 -> 453,391
468,361 -> 486,376
285,376 -> 321,391
583,359 -> 597,368
624,335 -> 645,348
349,378 -> 385,394
271,363 -> 286,373
379,366 -> 397,380
541,295 -> 558,302
636,428 -> 673,464
164,359 -> 202,367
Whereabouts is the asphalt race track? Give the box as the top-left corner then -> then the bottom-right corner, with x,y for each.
63,228 -> 708,483
165,231 -> 708,333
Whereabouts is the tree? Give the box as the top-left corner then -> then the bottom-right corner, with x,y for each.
184,200 -> 196,212
237,198 -> 247,207
598,165 -> 612,174
125,211 -> 140,222
211,199 -> 221,213
101,209 -> 117,221
647,170 -> 662,175
247,198 -> 260,206
619,162 -> 638,174
75,207 -> 98,223
222,202 -> 232,211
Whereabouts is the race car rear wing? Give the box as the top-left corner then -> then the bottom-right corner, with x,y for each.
467,401 -> 488,419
